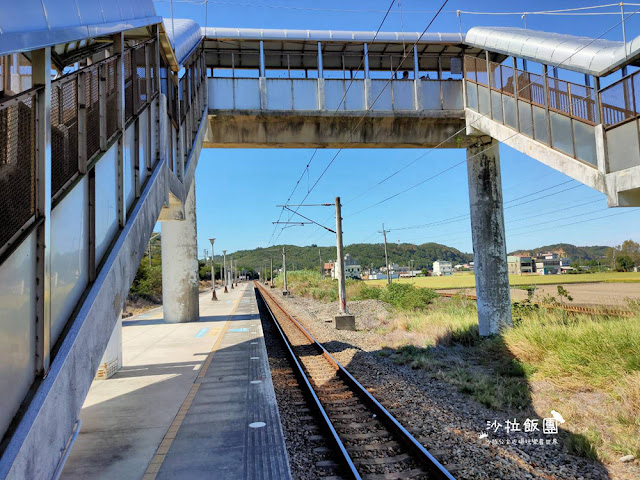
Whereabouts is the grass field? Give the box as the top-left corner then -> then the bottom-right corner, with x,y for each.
368,271 -> 640,290
276,270 -> 640,462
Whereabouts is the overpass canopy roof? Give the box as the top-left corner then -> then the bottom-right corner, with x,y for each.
202,27 -> 484,71
0,0 -> 161,56
465,26 -> 640,77
161,18 -> 203,69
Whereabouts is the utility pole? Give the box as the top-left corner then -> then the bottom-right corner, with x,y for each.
223,250 -> 228,293
270,257 -> 274,288
209,238 -> 217,300
334,197 -> 355,330
282,246 -> 289,295
319,248 -> 323,278
380,224 -> 391,285
335,197 -> 347,314
230,257 -> 234,289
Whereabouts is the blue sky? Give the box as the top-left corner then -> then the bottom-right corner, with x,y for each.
153,0 -> 640,256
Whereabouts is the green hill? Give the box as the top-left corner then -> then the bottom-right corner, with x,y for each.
214,243 -> 473,271
508,243 -> 610,262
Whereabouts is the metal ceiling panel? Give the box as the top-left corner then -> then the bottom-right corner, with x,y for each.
203,27 -> 464,45
0,0 -> 160,56
162,18 -> 202,67
465,26 -> 639,76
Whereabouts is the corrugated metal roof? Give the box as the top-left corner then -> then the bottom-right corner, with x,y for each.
465,26 -> 639,77
0,0 -> 161,56
162,18 -> 202,67
203,27 -> 464,44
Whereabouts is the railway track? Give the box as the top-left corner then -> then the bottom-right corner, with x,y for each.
438,292 -> 634,317
255,282 -> 455,480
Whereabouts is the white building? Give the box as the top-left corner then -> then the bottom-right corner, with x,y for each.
432,260 -> 453,276
331,253 -> 362,279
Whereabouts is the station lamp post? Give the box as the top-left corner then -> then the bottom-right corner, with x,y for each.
223,250 -> 228,293
209,238 -> 217,300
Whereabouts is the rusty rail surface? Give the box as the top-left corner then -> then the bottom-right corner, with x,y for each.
255,282 -> 456,480
437,292 -> 634,317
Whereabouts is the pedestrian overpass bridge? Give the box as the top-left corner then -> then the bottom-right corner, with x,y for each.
1,2 -> 640,478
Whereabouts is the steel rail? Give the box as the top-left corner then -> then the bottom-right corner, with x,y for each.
255,285 -> 361,480
437,291 -> 634,317
256,282 -> 456,480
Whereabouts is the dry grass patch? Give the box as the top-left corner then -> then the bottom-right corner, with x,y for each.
377,299 -> 640,463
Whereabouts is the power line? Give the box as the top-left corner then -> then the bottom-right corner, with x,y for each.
155,0 -> 637,17
267,150 -> 318,244
325,6 -> 640,226
273,0 -> 450,244
283,3 -> 639,247
270,0 -> 399,245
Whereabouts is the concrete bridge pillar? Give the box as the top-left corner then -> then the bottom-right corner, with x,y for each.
466,137 -> 512,336
161,181 -> 200,323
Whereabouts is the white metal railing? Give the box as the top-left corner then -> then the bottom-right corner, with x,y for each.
208,76 -> 462,112
464,55 -> 598,167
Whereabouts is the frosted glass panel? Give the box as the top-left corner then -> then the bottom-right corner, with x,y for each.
573,121 -> 597,166
466,82 -> 478,111
550,114 -> 574,156
532,105 -> 549,144
518,100 -> 533,137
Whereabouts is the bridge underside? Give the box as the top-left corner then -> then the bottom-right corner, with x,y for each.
204,110 -> 472,148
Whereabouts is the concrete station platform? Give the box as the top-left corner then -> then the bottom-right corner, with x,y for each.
62,283 -> 291,480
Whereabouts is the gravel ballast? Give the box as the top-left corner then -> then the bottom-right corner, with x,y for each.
269,291 -> 638,480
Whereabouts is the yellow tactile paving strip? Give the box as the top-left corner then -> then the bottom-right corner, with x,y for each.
142,285 -> 246,480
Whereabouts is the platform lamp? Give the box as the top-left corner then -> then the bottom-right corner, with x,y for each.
209,238 -> 217,300
223,250 -> 228,293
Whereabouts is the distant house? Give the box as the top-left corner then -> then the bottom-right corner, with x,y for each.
323,262 -> 334,278
535,253 -> 562,275
432,260 -> 453,276
330,254 -> 362,279
507,255 -> 535,275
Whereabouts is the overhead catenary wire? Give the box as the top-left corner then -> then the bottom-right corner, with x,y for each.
387,196 -> 603,233
301,4 -> 640,237
273,0 -> 451,245
270,0 -> 399,245
279,3 -> 640,248
155,0 -> 640,17
166,1 -> 640,248
433,207 -> 640,247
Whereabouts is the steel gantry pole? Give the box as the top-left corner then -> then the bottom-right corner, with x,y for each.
223,250 -> 228,293
209,238 -> 217,300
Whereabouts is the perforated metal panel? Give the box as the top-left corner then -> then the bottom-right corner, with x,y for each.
0,89 -> 37,250
134,45 -> 147,113
86,65 -> 101,160
124,49 -> 133,122
105,57 -> 118,141
51,76 -> 79,196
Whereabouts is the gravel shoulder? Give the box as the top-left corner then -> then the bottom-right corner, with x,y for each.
272,291 -> 639,480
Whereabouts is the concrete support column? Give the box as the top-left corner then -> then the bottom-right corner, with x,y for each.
161,181 -> 200,322
95,313 -> 123,380
466,137 -> 512,336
